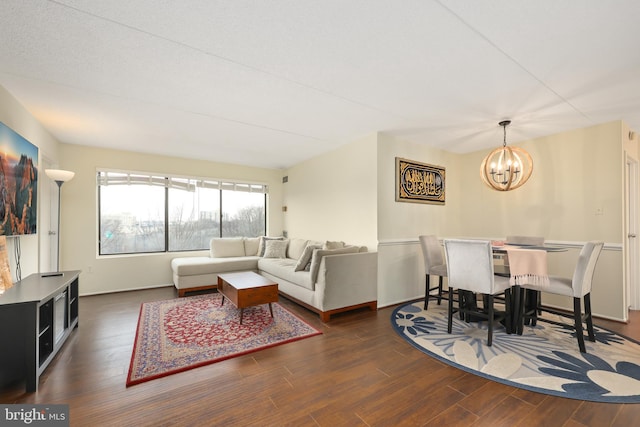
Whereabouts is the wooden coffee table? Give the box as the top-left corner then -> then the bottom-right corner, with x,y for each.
217,272 -> 279,324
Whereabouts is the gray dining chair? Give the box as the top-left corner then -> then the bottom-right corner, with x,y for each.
444,239 -> 513,346
419,235 -> 448,310
519,241 -> 604,353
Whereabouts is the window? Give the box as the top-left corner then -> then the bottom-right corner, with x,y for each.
100,184 -> 165,254
98,171 -> 267,255
168,183 -> 220,251
221,190 -> 266,238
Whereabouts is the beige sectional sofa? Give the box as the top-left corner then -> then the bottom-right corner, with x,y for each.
171,237 -> 378,321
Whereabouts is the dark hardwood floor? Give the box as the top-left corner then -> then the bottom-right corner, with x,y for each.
1,287 -> 639,426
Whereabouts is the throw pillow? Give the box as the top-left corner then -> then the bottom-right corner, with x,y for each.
244,237 -> 260,256
294,243 -> 322,272
210,238 -> 245,258
263,239 -> 288,258
287,238 -> 309,260
323,241 -> 345,250
257,236 -> 285,257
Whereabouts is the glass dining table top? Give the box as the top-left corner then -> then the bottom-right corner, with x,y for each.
492,244 -> 567,277
491,244 -> 568,253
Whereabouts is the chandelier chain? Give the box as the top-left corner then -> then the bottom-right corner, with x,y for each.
503,124 -> 507,147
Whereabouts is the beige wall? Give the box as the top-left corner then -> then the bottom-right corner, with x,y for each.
1,81 -> 634,320
0,86 -> 59,160
377,132 -> 461,240
459,122 -> 625,320
0,85 -> 61,280
377,122 -> 627,320
283,133 -> 378,249
58,143 -> 284,295
458,122 -> 623,242
281,123 -> 628,319
376,133 -> 461,305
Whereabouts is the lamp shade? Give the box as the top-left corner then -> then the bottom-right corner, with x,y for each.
45,169 -> 75,183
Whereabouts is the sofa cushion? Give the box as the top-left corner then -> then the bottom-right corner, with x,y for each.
287,238 -> 308,260
244,237 -> 260,256
257,236 -> 285,257
171,256 -> 260,276
294,243 -> 322,272
210,238 -> 245,258
263,239 -> 289,258
259,258 -> 314,291
309,246 -> 359,283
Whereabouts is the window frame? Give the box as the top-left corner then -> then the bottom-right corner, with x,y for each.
97,169 -> 268,256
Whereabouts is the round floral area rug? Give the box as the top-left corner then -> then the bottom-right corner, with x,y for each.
391,301 -> 640,403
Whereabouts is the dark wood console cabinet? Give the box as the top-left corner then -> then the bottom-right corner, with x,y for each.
0,270 -> 80,392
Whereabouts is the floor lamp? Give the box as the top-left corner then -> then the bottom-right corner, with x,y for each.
45,169 -> 75,273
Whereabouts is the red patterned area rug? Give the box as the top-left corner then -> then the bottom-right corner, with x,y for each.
126,293 -> 322,386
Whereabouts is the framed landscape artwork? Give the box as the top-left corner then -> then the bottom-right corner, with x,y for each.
395,157 -> 445,205
0,121 -> 39,236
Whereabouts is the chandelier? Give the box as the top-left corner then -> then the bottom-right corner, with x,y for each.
480,120 -> 533,191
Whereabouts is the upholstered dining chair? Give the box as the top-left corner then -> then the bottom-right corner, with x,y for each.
419,235 -> 448,310
519,241 -> 604,353
443,239 -> 513,346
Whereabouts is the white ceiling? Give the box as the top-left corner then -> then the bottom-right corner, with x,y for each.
1,0 -> 640,169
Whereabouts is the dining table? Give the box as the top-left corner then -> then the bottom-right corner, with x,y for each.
447,241 -> 567,332
492,243 -> 567,334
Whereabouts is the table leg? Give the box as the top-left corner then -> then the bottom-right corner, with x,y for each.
513,285 -> 523,335
268,303 -> 273,318
525,289 -> 539,327
463,291 -> 483,322
240,308 -> 244,325
517,289 -> 540,332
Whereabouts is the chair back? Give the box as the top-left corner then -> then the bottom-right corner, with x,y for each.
506,235 -> 545,246
444,239 -> 496,294
419,235 -> 444,271
572,241 -> 604,297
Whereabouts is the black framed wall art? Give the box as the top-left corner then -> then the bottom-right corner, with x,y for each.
395,157 -> 445,205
